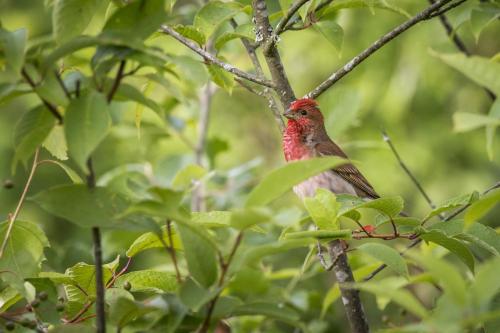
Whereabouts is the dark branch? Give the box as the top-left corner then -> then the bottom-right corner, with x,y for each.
307,0 -> 460,99
167,220 -> 182,283
92,227 -> 105,333
107,60 -> 126,103
198,232 -> 244,333
382,131 -> 437,210
54,70 -> 71,100
364,180 -> 500,281
160,25 -> 275,88
230,19 -> 285,131
428,0 -> 496,100
274,0 -> 311,36
21,68 -> 63,123
252,0 -> 296,107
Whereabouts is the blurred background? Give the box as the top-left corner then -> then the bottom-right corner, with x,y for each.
1,0 -> 499,331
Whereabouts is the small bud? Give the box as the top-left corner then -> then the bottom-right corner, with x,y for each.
31,299 -> 40,308
57,296 -> 65,303
25,304 -> 33,312
21,318 -> 31,327
123,281 -> 132,291
3,179 -> 14,189
5,321 -> 15,330
38,291 -> 48,301
56,303 -> 65,312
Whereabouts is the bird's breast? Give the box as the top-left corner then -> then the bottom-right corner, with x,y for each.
293,171 -> 357,200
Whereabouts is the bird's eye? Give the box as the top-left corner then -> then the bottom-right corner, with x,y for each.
300,110 -> 307,116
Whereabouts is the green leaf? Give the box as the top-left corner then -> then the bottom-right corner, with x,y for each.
304,188 -> 340,230
341,196 -> 404,218
109,296 -> 159,329
407,253 -> 466,305
465,188 -> 500,228
191,211 -> 232,228
314,20 -> 343,54
126,226 -> 182,257
115,270 -> 178,293
176,222 -> 218,287
486,99 -> 500,159
43,125 -> 68,160
0,220 -> 50,293
215,23 -> 254,51
243,239 -> 312,266
116,83 -> 163,114
231,302 -> 300,322
230,208 -> 271,230
65,91 -> 111,171
470,5 -> 500,42
424,191 -> 479,220
318,0 -> 411,19
0,285 -> 21,312
284,229 -> 352,240
31,184 -> 127,228
453,112 -> 500,132
179,277 -> 219,311
172,164 -> 207,190
432,52 -> 500,95
102,0 -> 166,40
12,105 -> 55,171
470,257 -> 500,310
194,1 -> 243,37
0,28 -> 27,81
173,25 -> 206,47
349,282 -> 428,318
246,157 -> 346,207
358,243 -> 408,277
40,160 -> 83,184
207,63 -> 234,93
52,0 -> 102,44
420,230 -> 475,272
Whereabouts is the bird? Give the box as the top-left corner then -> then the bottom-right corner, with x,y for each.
282,98 -> 379,201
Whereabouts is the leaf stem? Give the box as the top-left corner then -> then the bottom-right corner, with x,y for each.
0,148 -> 40,258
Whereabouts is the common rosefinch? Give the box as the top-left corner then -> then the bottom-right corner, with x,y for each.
283,98 -> 378,200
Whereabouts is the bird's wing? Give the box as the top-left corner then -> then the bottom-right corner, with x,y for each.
314,140 -> 379,199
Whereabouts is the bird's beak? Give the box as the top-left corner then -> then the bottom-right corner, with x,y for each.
283,108 -> 295,119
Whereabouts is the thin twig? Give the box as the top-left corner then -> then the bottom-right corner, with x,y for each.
166,220 -> 182,283
107,60 -> 126,103
192,81 -> 214,212
0,148 -> 40,258
364,180 -> 500,281
275,0 -> 311,36
54,70 -> 71,100
382,131 -> 437,210
282,0 -> 334,32
307,0 -> 460,99
92,227 -> 105,333
427,0 -> 468,18
160,25 -> 275,88
197,232 -> 244,333
428,0 -> 496,100
230,19 -> 285,131
21,68 -> 63,123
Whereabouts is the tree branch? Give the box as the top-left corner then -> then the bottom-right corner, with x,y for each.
160,25 -> 275,88
382,131 -> 437,210
21,68 -> 63,123
253,0 -> 296,107
107,60 -> 126,103
274,0 -> 311,36
198,232 -> 244,333
306,0 -> 460,99
328,241 -> 370,333
0,148 -> 40,258
230,19 -> 285,131
428,0 -> 496,100
192,82 -> 214,212
364,180 -> 500,282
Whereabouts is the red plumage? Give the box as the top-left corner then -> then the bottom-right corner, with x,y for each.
283,98 -> 378,199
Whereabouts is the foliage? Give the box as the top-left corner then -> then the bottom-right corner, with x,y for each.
0,0 -> 499,333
